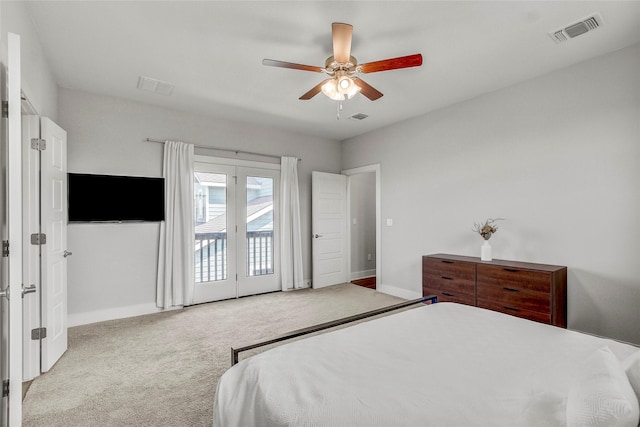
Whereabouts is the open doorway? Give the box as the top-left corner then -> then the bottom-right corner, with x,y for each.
343,165 -> 380,290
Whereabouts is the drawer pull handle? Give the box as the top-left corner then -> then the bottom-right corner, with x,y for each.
441,276 -> 453,280
503,287 -> 519,292
441,260 -> 454,264
504,306 -> 520,312
442,292 -> 454,297
503,268 -> 519,273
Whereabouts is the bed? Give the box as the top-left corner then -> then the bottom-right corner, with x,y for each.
214,301 -> 640,427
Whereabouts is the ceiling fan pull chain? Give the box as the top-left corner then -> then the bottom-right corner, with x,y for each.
336,101 -> 343,120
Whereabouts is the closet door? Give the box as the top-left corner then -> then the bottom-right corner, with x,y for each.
40,118 -> 69,372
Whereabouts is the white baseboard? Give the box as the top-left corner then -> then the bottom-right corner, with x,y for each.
68,303 -> 181,327
350,269 -> 377,281
376,283 -> 421,300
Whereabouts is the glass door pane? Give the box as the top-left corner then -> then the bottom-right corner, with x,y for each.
192,163 -> 236,304
195,172 -> 227,282
246,176 -> 274,277
237,167 -> 280,297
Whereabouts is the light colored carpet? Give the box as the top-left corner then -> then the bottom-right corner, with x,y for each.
22,283 -> 405,426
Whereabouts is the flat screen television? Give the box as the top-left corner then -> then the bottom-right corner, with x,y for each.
68,173 -> 165,222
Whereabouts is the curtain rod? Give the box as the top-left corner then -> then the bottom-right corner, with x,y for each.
144,138 -> 301,161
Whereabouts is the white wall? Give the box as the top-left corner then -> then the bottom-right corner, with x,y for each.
0,1 -> 57,119
59,88 -> 341,325
349,172 -> 376,279
342,44 -> 640,345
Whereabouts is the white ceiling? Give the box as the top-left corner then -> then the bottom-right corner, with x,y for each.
24,1 -> 640,141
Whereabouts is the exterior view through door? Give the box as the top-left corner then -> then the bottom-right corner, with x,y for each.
193,157 -> 280,304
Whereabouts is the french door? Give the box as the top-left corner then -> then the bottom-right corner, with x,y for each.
192,158 -> 280,304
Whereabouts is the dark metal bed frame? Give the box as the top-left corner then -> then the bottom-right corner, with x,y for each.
231,294 -> 438,365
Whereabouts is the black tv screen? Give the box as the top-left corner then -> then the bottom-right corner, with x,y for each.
68,173 -> 165,222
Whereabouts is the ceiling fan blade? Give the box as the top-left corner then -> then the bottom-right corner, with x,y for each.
359,54 -> 423,74
332,22 -> 353,63
299,79 -> 332,100
353,78 -> 383,101
262,59 -> 323,73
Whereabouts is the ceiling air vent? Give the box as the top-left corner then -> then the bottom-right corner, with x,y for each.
350,113 -> 369,121
137,76 -> 174,96
549,13 -> 603,44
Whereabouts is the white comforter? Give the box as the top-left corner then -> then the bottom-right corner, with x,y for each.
214,302 -> 637,427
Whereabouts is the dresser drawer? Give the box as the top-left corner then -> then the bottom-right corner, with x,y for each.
423,257 -> 475,281
423,287 -> 475,306
423,273 -> 475,296
477,283 -> 550,314
477,264 -> 551,293
477,300 -> 551,324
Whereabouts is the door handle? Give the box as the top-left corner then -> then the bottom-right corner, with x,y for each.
22,284 -> 37,298
313,234 -> 323,239
0,286 -> 9,300
63,250 -> 73,258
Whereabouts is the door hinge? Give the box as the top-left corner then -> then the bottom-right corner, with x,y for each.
1,101 -> 8,118
2,240 -> 8,257
31,233 -> 47,245
31,327 -> 47,340
2,380 -> 8,398
31,138 -> 46,151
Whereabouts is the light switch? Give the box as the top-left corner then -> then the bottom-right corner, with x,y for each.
386,218 -> 393,226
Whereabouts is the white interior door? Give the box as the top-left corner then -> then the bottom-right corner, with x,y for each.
0,36 -> 9,427
39,117 -> 68,372
3,32 -> 24,427
193,158 -> 280,303
311,171 -> 347,289
22,115 -> 40,381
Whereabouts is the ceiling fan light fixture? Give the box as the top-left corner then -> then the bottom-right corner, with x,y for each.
321,76 -> 360,101
338,76 -> 351,90
321,79 -> 339,100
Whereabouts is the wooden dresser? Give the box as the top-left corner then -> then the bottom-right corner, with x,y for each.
422,254 -> 567,328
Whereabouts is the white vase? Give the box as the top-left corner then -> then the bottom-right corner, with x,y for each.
481,240 -> 492,261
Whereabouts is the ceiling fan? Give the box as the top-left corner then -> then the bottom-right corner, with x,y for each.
262,22 -> 422,102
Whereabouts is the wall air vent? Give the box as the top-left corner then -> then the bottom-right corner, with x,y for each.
137,76 -> 174,96
549,13 -> 603,44
350,113 -> 369,121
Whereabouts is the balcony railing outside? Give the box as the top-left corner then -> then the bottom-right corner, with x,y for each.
195,232 -> 227,283
195,230 -> 274,283
246,230 -> 274,276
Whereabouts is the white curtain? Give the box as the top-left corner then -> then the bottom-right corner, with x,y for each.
157,141 -> 195,308
280,156 -> 305,291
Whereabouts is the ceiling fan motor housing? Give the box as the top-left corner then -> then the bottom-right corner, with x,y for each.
324,55 -> 358,74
